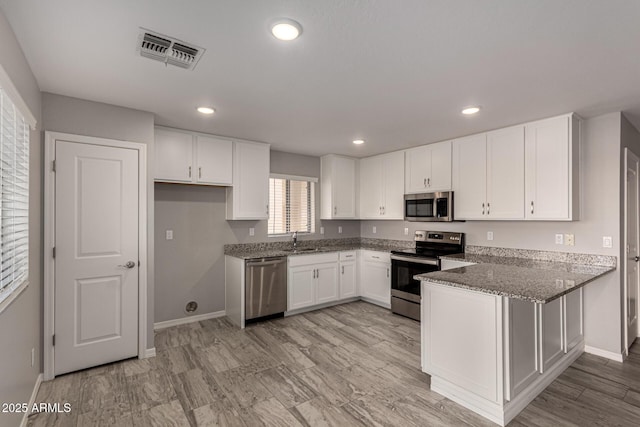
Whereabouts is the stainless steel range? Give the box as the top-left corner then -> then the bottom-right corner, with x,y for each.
390,230 -> 465,321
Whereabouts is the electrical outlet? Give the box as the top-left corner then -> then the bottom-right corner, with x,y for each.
165,230 -> 173,240
555,234 -> 564,245
372,226 -> 377,234
565,234 -> 574,246
338,226 -> 342,234
603,236 -> 612,248
31,348 -> 34,367
249,227 -> 255,236
320,226 -> 325,235
404,227 -> 409,236
487,231 -> 494,241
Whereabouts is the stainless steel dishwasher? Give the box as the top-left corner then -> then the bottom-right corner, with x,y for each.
245,256 -> 287,321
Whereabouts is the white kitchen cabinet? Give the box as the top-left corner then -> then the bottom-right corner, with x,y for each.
539,297 -> 564,373
320,155 -> 358,219
506,299 -> 538,400
405,141 -> 452,193
359,151 -> 404,219
564,288 -> 583,352
525,114 -> 579,220
339,251 -> 358,299
359,250 -> 391,307
288,253 -> 339,311
226,141 -> 270,220
195,135 -> 233,185
453,126 -> 524,220
155,127 -> 233,185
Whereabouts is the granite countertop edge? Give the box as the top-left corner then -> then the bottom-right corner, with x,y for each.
224,244 -> 393,260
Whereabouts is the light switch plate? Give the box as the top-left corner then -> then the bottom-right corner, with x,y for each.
555,234 -> 563,245
603,236 -> 612,248
166,230 -> 173,240
338,226 -> 342,234
487,231 -> 494,241
372,226 -> 377,234
404,227 -> 409,236
249,227 -> 255,236
565,234 -> 575,246
320,226 -> 325,235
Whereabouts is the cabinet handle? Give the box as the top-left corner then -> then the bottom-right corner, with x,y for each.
487,202 -> 490,215
530,201 -> 534,214
482,202 -> 485,215
199,167 -> 202,179
342,266 -> 344,274
188,166 -> 192,178
424,178 -> 427,187
427,178 -> 430,187
316,269 -> 319,278
266,204 -> 269,215
387,268 -> 390,278
334,206 -> 337,215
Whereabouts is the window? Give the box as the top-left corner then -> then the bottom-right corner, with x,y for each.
268,175 -> 316,235
0,87 -> 30,307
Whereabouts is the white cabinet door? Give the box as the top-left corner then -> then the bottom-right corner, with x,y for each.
288,265 -> 315,311
359,155 -> 383,219
315,263 -> 339,305
507,299 -> 539,400
540,298 -> 564,373
486,126 -> 525,219
382,151 -> 405,219
195,135 -> 232,185
564,289 -> 583,353
430,141 -> 452,192
332,156 -> 357,218
360,260 -> 390,305
405,145 -> 431,194
453,134 -> 487,220
340,261 -> 357,299
155,128 -> 193,182
227,142 -> 270,220
525,116 -> 571,220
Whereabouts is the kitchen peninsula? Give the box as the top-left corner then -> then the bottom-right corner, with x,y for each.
416,248 -> 616,426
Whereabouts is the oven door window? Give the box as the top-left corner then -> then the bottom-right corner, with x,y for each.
405,199 -> 434,219
392,258 -> 439,296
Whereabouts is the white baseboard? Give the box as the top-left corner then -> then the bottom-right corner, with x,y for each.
143,347 -> 156,358
584,345 -> 624,362
154,310 -> 226,330
20,373 -> 43,427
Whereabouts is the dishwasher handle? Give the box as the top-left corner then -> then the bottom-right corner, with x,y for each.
246,258 -> 286,267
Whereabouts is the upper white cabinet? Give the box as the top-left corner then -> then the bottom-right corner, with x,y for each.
321,155 -> 358,219
453,126 -> 526,220
525,115 -> 579,221
155,127 -> 232,185
226,141 -> 270,220
405,141 -> 452,193
359,151 -> 404,219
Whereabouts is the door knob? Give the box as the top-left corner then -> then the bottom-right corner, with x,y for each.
118,261 -> 136,269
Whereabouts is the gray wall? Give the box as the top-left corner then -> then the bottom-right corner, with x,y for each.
41,93 -> 156,350
154,150 -> 359,323
0,10 -> 43,427
360,113 -> 624,353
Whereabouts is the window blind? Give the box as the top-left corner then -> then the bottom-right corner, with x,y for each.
0,87 -> 29,303
268,176 -> 315,235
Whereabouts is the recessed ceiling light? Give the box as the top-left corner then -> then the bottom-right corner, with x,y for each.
271,19 -> 302,41
197,107 -> 215,115
462,106 -> 481,115
353,139 -> 365,145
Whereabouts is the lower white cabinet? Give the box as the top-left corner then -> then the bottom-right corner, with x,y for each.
288,253 -> 339,311
359,250 -> 391,307
339,251 -> 358,299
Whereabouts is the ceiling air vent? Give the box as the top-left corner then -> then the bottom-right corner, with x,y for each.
137,28 -> 205,71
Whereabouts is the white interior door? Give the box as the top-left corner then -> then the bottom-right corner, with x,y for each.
625,148 -> 640,353
54,140 -> 139,375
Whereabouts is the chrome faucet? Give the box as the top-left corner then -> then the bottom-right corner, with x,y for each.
292,231 -> 298,249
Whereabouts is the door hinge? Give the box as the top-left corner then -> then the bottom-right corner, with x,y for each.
138,261 -> 141,267
52,335 -> 55,346
52,160 -> 56,172
52,247 -> 56,258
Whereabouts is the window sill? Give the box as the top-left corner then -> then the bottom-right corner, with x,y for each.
0,279 -> 29,315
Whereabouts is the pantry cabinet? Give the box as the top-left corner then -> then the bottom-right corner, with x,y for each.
226,141 -> 270,220
154,127 -> 232,185
359,151 -> 404,219
320,155 -> 358,219
405,141 -> 452,193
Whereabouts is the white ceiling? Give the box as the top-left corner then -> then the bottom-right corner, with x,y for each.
2,0 -> 640,157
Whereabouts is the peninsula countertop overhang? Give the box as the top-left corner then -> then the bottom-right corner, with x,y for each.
415,252 -> 616,304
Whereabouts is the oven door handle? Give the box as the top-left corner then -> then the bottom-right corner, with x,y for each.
390,255 -> 439,266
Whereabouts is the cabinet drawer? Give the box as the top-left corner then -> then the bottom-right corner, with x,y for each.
288,252 -> 339,267
361,251 -> 390,263
339,251 -> 357,261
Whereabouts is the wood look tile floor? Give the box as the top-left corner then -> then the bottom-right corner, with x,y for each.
27,301 -> 640,426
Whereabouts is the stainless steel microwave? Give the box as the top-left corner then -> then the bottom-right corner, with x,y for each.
404,191 -> 454,222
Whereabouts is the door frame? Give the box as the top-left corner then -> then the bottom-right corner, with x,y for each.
43,131 -> 148,380
624,147 -> 640,357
